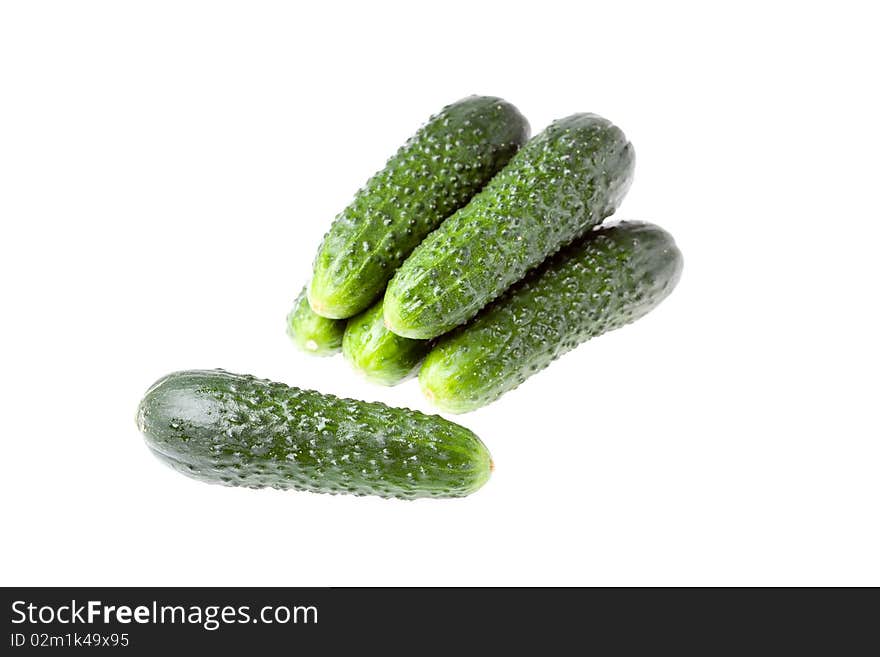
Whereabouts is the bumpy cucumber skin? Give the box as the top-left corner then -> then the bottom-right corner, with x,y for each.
309,96 -> 530,319
286,287 -> 346,356
137,370 -> 491,499
384,113 -> 635,339
419,222 -> 682,413
342,298 -> 430,385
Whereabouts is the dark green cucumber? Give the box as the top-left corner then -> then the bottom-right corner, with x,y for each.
384,113 -> 635,339
286,287 -> 346,356
309,96 -> 529,319
419,222 -> 682,413
342,298 -> 430,385
137,369 -> 491,499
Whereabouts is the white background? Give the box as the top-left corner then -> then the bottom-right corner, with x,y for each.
1,1 -> 877,586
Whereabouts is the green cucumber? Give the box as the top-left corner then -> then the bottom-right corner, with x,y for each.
384,113 -> 635,339
309,95 -> 529,319
137,369 -> 491,499
286,287 -> 346,356
419,222 -> 682,413
342,297 -> 430,385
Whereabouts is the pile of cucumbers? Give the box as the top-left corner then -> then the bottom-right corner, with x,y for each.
138,96 -> 682,500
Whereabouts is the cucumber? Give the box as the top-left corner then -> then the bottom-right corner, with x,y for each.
137,369 -> 492,499
286,287 -> 346,356
309,96 -> 529,319
419,222 -> 682,413
342,297 -> 430,385
384,113 -> 635,339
